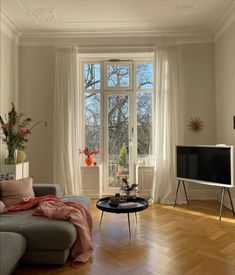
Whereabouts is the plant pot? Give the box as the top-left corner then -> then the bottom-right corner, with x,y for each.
118,166 -> 124,174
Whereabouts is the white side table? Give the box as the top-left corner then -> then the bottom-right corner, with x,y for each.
0,162 -> 29,180
80,165 -> 102,198
136,165 -> 154,198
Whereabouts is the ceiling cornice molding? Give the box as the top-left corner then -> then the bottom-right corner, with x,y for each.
0,7 -> 21,40
213,0 -> 235,41
19,29 -> 213,46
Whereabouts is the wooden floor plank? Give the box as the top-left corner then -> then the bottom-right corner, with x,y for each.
13,200 -> 235,275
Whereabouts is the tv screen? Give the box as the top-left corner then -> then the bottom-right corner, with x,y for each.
176,145 -> 234,187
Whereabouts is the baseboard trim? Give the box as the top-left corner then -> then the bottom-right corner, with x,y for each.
188,189 -> 218,200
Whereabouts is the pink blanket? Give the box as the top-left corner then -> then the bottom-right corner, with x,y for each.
5,195 -> 93,268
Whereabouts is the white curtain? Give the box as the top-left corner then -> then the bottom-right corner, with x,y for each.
151,44 -> 184,204
54,46 -> 82,195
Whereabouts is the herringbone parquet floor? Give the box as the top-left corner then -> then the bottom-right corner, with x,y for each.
14,200 -> 235,275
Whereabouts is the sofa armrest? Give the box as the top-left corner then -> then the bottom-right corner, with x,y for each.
33,184 -> 61,197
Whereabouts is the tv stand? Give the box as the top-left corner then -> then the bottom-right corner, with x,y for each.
219,187 -> 235,220
173,180 -> 235,221
173,180 -> 189,207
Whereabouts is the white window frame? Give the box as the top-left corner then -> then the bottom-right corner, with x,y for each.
135,60 -> 154,92
104,61 -> 133,91
80,55 -> 154,194
82,61 -> 103,93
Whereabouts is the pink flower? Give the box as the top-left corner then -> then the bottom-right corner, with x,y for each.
84,147 -> 90,155
19,127 -> 28,134
79,147 -> 99,155
19,127 -> 30,140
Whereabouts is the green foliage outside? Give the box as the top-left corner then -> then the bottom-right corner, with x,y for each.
118,144 -> 127,167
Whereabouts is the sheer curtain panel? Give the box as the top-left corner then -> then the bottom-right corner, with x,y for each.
54,46 -> 82,195
151,44 -> 184,204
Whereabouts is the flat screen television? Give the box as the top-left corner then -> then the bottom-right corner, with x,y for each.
176,145 -> 234,187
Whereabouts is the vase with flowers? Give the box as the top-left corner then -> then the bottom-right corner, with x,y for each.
79,147 -> 98,166
120,177 -> 138,197
0,103 -> 47,164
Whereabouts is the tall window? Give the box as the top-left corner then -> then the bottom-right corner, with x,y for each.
136,62 -> 153,158
83,63 -> 101,157
82,59 -> 154,192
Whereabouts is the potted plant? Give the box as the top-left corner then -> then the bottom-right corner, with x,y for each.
120,177 -> 138,197
0,103 -> 47,164
118,143 -> 128,173
79,147 -> 98,166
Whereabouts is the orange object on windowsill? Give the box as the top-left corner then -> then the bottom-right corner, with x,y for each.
85,154 -> 93,166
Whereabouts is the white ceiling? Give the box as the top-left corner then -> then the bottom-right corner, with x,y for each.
1,0 -> 235,39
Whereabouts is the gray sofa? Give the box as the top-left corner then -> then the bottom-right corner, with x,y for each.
0,184 -> 91,275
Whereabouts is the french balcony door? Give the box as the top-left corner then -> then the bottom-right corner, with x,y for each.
103,93 -> 136,194
82,59 -> 154,195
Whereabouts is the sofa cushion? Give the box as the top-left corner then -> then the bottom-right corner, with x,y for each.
33,183 -> 61,197
0,209 -> 77,251
0,177 -> 35,207
0,232 -> 26,275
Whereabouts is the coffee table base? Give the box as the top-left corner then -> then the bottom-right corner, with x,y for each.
99,211 -> 138,238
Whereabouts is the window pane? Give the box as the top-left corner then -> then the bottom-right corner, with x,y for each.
137,93 -> 152,157
84,93 -> 100,155
136,63 -> 153,89
107,65 -> 130,88
108,95 -> 129,188
84,64 -> 100,90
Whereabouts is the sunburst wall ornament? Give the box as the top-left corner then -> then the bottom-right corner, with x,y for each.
187,117 -> 204,133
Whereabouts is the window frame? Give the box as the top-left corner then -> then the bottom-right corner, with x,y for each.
135,60 -> 154,92
82,61 -> 103,93
80,55 -> 154,194
104,61 -> 133,91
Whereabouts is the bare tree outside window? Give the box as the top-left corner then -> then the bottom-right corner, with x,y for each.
136,63 -> 153,89
84,64 -> 100,90
84,93 -> 100,153
83,61 -> 153,188
107,65 -> 129,87
137,93 -> 152,156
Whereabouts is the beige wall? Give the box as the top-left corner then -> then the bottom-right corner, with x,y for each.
18,43 -> 216,192
215,20 -> 235,206
19,46 -> 55,182
0,18 -> 19,163
181,43 -> 217,199
181,44 -> 216,146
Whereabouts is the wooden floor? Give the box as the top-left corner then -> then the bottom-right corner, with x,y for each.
13,200 -> 235,275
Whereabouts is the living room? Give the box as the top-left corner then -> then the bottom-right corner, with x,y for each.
0,0 -> 235,274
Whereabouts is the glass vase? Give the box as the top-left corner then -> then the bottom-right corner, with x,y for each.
5,147 -> 17,164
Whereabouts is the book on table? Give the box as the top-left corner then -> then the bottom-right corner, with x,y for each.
118,202 -> 137,208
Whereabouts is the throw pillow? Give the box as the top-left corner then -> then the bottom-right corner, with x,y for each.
0,177 -> 35,207
0,200 -> 5,213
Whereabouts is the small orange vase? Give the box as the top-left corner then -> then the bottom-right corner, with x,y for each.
85,154 -> 93,166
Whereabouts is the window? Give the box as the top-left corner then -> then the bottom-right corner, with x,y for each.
105,62 -> 132,89
137,92 -> 152,157
82,59 -> 154,193
84,93 -> 101,152
84,63 -> 101,90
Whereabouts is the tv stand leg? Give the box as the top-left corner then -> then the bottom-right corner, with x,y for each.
173,180 -> 181,208
182,181 -> 189,205
219,188 -> 225,221
173,180 -> 189,207
227,188 -> 235,216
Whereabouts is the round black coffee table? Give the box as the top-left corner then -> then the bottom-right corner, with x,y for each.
96,197 -> 148,238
